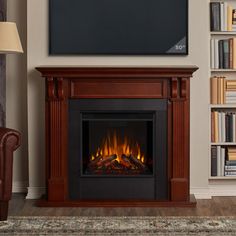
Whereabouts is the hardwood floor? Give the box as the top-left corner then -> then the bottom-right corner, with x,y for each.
8,194 -> 236,217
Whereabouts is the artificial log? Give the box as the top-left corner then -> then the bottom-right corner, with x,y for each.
127,155 -> 146,170
88,156 -> 102,168
120,154 -> 132,168
97,154 -> 117,167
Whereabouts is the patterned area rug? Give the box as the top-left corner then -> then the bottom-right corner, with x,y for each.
0,216 -> 235,235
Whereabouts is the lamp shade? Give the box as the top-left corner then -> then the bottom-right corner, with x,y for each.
0,22 -> 23,54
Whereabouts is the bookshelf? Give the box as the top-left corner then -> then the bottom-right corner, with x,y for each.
209,0 -> 236,180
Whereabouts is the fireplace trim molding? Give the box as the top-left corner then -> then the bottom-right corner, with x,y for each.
36,66 -> 198,207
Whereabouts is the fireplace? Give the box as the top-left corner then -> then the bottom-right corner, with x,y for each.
68,99 -> 167,200
36,66 -> 198,207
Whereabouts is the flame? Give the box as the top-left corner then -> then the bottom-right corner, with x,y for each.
92,131 -> 145,163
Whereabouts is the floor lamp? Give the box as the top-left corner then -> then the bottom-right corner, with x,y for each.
0,22 -> 23,221
0,21 -> 23,124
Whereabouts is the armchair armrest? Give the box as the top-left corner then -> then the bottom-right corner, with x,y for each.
0,127 -> 20,220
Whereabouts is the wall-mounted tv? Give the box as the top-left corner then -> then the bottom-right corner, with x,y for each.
49,0 -> 188,55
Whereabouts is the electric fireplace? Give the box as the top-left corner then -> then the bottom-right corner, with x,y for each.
68,99 -> 167,200
36,66 -> 198,207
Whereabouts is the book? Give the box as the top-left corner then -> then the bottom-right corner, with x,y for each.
229,113 -> 234,142
217,146 -> 221,176
211,112 -> 215,142
215,39 -> 219,69
219,40 -> 224,69
211,146 -> 217,176
210,3 -> 221,31
218,112 -> 222,142
221,147 -> 225,176
229,38 -> 233,69
233,114 -> 236,142
228,5 -> 233,31
211,77 -> 218,104
224,3 -> 228,31
226,160 -> 236,165
225,171 -> 236,176
223,40 -> 229,69
233,38 -> 236,69
220,3 -> 224,31
226,113 -> 230,142
225,166 -> 236,170
222,112 -> 226,142
214,111 -> 219,142
233,9 -> 236,25
211,39 -> 215,69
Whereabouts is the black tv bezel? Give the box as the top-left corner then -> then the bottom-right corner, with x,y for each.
49,0 -> 189,56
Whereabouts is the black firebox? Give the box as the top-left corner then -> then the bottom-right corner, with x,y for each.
68,99 -> 168,200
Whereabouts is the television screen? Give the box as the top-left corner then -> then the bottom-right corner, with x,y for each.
49,0 -> 188,55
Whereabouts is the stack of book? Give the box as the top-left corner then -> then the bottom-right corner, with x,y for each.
211,146 -> 236,177
210,38 -> 236,69
211,111 -> 236,143
226,80 -> 236,103
211,76 -> 226,104
225,147 -> 236,176
211,146 -> 225,176
210,2 -> 236,31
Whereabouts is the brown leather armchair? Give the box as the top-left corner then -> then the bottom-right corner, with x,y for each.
0,128 -> 20,221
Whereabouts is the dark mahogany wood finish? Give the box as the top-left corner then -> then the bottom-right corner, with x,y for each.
36,66 -> 198,207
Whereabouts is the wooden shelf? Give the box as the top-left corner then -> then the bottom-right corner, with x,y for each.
211,142 -> 236,145
209,176 -> 236,180
211,69 -> 236,72
210,104 -> 236,108
211,31 -> 236,35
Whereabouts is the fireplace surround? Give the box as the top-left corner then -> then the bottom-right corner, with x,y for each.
69,99 -> 167,200
36,66 -> 198,207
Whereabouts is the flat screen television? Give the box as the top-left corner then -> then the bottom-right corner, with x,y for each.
49,0 -> 188,55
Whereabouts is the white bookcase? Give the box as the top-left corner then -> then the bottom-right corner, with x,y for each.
209,0 -> 236,180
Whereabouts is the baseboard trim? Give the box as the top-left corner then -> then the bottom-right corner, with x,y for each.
12,181 -> 28,193
191,186 -> 236,199
23,186 -> 236,200
190,187 -> 211,199
26,187 -> 46,199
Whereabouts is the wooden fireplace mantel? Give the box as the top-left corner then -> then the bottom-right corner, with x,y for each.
36,66 -> 198,207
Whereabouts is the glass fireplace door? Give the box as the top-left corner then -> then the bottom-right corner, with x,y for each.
82,113 -> 153,176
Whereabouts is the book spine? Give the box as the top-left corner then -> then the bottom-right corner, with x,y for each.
211,146 -> 217,176
229,38 -> 233,69
233,114 -> 236,142
211,77 -> 218,104
218,112 -> 222,142
211,39 -> 215,69
215,39 -> 219,69
217,146 -> 221,176
221,147 -> 225,176
228,5 -> 233,31
214,111 -> 219,143
211,112 -> 215,142
225,172 -> 236,176
233,9 -> 236,25
225,166 -> 236,170
220,3 -> 224,31
226,113 -> 230,142
217,77 -> 221,104
229,113 -> 234,142
223,40 -> 230,69
226,160 -> 236,165
224,3 -> 228,31
233,38 -> 236,69
222,112 -> 226,142
219,40 -> 224,69
223,77 -> 226,103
